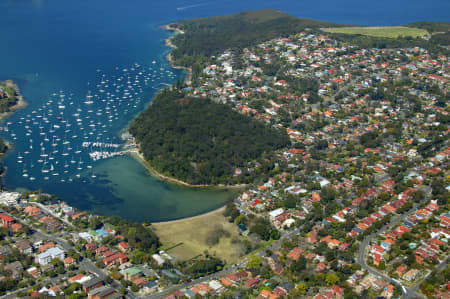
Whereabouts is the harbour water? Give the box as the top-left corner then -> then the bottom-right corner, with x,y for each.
1,0 -> 448,221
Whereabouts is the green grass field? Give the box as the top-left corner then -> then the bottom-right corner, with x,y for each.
152,207 -> 247,264
322,26 -> 428,38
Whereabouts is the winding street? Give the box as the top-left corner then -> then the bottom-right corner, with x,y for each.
148,174 -> 391,298
357,187 -> 432,299
148,224 -> 302,299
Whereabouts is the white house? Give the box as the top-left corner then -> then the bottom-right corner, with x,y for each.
152,254 -> 165,266
35,247 -> 65,265
209,280 -> 223,293
269,208 -> 284,220
0,192 -> 20,206
79,232 -> 93,242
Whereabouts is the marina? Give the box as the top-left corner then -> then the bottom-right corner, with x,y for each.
1,62 -> 176,184
0,0 -> 303,222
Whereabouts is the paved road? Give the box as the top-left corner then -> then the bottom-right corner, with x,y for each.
148,263 -> 242,299
31,202 -> 74,228
28,203 -> 142,297
148,224 -> 302,299
31,230 -> 133,297
33,230 -> 108,279
405,255 -> 449,299
357,187 -> 432,299
0,274 -> 65,299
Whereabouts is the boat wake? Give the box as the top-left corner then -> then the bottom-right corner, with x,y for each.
176,2 -> 208,11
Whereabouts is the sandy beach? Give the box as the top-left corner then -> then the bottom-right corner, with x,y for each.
121,23 -> 248,224
124,24 -> 248,191
152,205 -> 226,225
129,145 -> 248,190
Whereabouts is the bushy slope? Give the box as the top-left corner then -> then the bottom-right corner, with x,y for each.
170,9 -> 343,66
130,88 -> 290,185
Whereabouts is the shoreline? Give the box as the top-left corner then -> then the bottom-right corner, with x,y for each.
0,80 -> 27,121
129,144 -> 248,190
0,80 -> 27,178
151,205 -> 226,225
162,23 -> 193,85
123,23 -> 249,191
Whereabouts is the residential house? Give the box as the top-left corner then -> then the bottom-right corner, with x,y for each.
82,277 -> 104,293
10,223 -> 22,233
64,257 -> 76,267
88,285 -> 122,299
35,247 -> 65,265
142,281 -> 158,294
27,266 -> 41,278
0,245 -> 11,257
0,214 -> 14,227
103,252 -> 128,267
287,247 -> 304,261
15,240 -> 33,254
120,267 -> 142,281
118,242 -> 129,253
24,206 -> 41,217
403,269 -> 420,281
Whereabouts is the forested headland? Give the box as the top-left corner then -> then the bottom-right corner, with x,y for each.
169,9 -> 346,67
129,88 -> 290,185
168,10 -> 450,68
0,81 -> 20,114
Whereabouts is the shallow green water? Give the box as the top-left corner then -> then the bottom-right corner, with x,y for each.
88,155 -> 235,222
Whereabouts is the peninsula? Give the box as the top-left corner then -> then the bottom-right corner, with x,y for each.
0,80 -> 26,120
128,9 -> 449,299
0,8 -> 447,299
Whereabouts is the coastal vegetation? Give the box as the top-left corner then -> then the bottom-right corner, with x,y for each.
129,88 -> 290,185
0,81 -> 20,114
0,138 -> 7,178
169,9 -> 344,66
410,22 -> 450,46
408,21 -> 450,33
0,139 -> 7,155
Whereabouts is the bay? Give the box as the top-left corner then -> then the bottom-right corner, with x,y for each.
0,0 -> 448,222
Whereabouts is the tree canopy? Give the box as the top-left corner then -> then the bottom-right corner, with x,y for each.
130,88 -> 290,185
170,9 -> 344,66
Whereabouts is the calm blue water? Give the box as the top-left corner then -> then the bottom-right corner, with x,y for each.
1,0 -> 448,221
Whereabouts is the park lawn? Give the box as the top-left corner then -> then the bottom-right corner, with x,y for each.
322,26 -> 428,38
152,207 -> 246,264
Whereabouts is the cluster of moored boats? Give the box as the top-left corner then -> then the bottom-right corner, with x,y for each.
1,62 -> 176,183
82,142 -> 121,148
89,151 -> 126,161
